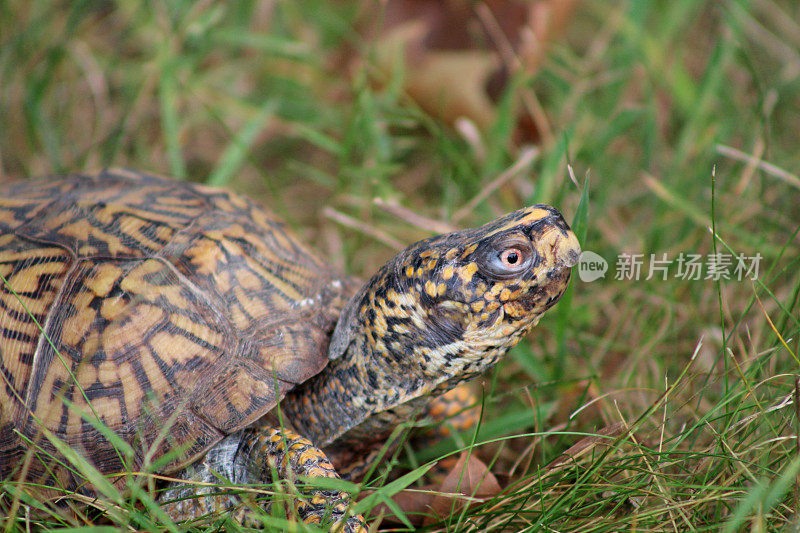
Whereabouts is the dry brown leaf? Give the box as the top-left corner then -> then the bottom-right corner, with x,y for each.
545,422 -> 627,473
362,483 -> 438,527
424,452 -> 502,525
366,452 -> 502,527
372,19 -> 500,130
360,0 -> 580,141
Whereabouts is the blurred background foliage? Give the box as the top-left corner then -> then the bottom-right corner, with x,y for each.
1,0 -> 800,529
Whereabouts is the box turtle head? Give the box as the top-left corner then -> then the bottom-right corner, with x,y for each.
329,206 -> 580,379
285,205 -> 580,447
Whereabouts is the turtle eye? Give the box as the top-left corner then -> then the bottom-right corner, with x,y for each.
500,248 -> 523,267
477,236 -> 535,280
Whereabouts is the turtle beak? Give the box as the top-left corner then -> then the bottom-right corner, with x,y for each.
533,213 -> 581,272
556,229 -> 581,269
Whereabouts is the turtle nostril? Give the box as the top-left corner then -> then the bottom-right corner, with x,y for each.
564,248 -> 580,268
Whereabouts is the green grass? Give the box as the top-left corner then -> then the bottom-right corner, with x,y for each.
2,0 -> 800,531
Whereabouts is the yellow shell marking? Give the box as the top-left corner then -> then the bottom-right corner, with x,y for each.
186,238 -> 226,275
121,260 -> 191,309
62,291 -> 96,346
118,215 -> 163,250
91,201 -> 187,226
85,263 -> 122,298
169,313 -> 223,350
100,295 -> 128,321
6,260 -> 65,294
237,251 -> 303,303
61,218 -> 128,256
101,304 -> 164,356
234,286 -> 270,322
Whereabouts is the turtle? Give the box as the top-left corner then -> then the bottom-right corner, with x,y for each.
0,168 -> 581,531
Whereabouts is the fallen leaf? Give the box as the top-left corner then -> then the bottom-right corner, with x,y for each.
545,422 -> 627,473
359,0 -> 581,141
364,484 -> 437,527
424,452 -> 502,525
365,452 -> 502,527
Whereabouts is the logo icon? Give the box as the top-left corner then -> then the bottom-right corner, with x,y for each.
578,251 -> 607,282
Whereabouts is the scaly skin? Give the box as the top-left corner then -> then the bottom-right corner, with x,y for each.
161,427 -> 365,532
160,388 -> 478,530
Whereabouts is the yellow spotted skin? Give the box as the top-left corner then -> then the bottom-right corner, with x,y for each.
0,169 -> 580,529
283,202 -> 581,455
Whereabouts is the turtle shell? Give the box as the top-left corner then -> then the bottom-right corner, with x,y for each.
0,169 -> 357,493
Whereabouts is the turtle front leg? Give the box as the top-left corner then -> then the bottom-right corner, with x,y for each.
160,426 -> 366,532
